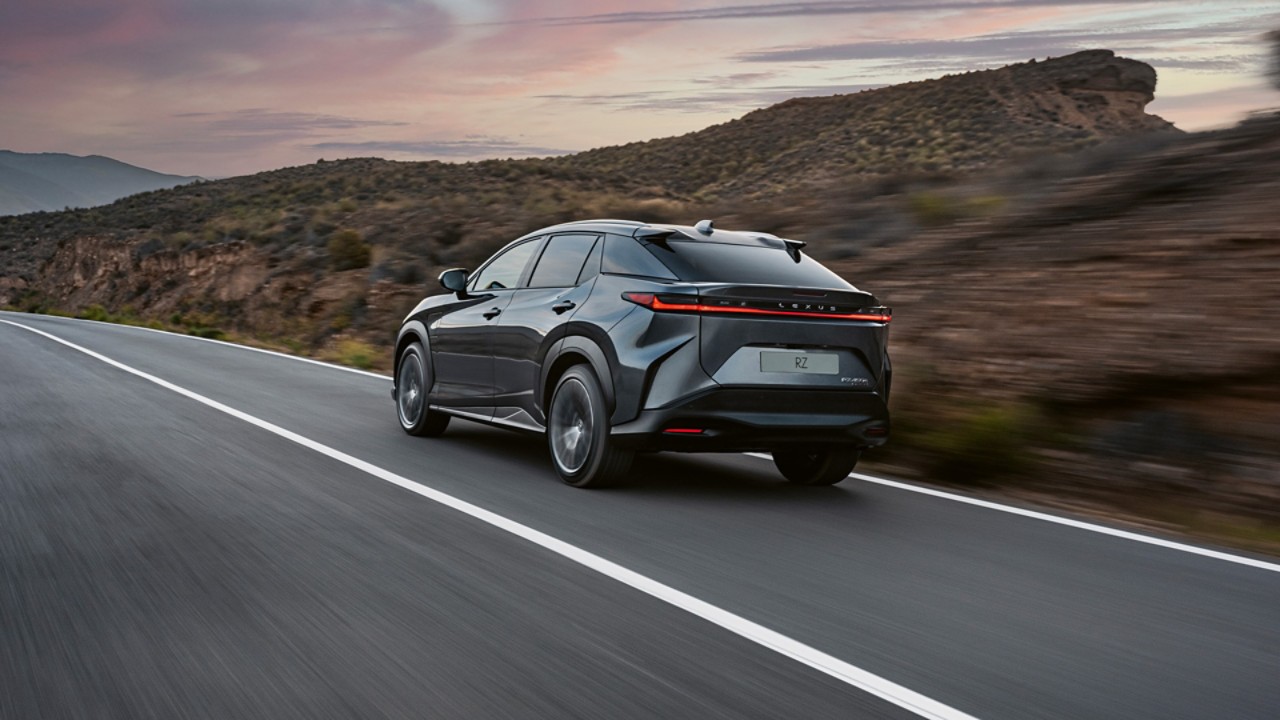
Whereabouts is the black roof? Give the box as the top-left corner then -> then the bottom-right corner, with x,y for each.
514,218 -> 792,250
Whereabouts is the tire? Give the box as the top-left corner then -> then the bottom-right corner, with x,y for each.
396,342 -> 450,437
547,365 -> 633,488
773,446 -> 860,486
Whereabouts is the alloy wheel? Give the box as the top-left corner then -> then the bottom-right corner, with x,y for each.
397,352 -> 425,429
550,377 -> 593,474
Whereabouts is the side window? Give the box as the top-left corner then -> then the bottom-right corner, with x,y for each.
601,234 -> 678,280
575,235 -> 603,286
469,239 -> 541,291
528,233 -> 600,288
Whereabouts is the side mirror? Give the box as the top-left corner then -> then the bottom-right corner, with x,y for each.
439,268 -> 469,297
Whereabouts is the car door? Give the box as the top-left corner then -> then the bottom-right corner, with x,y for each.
491,233 -> 602,427
429,237 -> 543,413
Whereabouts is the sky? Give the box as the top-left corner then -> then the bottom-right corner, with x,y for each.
2,0 -> 1276,178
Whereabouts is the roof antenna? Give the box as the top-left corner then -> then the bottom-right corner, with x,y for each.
694,219 -> 714,235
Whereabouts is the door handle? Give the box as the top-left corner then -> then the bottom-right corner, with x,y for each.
482,307 -> 502,320
551,301 -> 576,315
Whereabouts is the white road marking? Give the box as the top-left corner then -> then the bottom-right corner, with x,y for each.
0,317 -> 980,720
0,311 -> 387,380
747,453 -> 1280,574
9,312 -> 1277,574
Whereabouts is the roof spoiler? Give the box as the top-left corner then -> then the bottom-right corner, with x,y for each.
781,237 -> 807,263
634,226 -> 690,248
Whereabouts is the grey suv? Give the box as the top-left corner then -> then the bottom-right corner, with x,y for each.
393,219 -> 891,487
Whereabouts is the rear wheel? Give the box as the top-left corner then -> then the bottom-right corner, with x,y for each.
548,365 -> 633,488
773,446 -> 860,486
397,342 -> 450,437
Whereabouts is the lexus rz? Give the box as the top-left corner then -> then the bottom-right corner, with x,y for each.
393,219 -> 891,488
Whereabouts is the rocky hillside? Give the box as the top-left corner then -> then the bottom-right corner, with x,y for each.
0,51 -> 1173,342
827,114 -> 1280,537
562,49 -> 1172,196
0,151 -> 201,216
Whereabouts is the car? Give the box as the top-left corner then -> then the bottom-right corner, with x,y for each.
392,219 -> 892,488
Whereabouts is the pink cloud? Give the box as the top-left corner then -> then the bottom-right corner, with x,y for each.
419,0 -> 685,95
1149,83 -> 1276,130
1,0 -> 455,85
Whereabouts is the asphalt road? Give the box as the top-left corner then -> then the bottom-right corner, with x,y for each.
2,312 -> 1278,720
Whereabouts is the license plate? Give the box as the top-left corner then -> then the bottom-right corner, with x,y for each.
760,351 -> 838,375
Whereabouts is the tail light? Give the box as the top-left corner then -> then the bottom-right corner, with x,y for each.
622,292 -> 891,323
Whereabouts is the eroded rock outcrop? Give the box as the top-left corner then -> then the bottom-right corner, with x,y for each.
1007,49 -> 1174,135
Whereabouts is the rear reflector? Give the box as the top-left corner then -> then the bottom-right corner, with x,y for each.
663,428 -> 705,434
623,292 -> 891,323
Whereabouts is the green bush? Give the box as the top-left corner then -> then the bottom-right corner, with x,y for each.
916,403 -> 1041,484
327,229 -> 371,271
907,192 -> 961,226
331,339 -> 377,369
969,195 -> 1007,215
78,305 -> 111,322
188,327 -> 226,340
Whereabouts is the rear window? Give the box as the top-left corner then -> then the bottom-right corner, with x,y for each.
643,240 -> 851,288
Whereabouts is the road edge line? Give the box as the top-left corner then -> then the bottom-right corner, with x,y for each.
0,311 -> 389,380
745,453 -> 1280,573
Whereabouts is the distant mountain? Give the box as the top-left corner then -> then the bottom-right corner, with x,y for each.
0,151 -> 202,216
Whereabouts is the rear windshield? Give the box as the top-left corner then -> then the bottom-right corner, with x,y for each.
645,240 -> 851,288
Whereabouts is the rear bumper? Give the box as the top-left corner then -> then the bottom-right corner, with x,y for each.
610,387 -> 889,452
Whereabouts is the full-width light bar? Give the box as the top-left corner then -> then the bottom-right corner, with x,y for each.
622,292 -> 891,323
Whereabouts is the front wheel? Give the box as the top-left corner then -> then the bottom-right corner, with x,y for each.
397,342 -> 450,437
547,365 -> 633,488
773,446 -> 860,486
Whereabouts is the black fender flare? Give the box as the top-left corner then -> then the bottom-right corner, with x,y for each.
540,334 -> 615,418
393,320 -> 431,391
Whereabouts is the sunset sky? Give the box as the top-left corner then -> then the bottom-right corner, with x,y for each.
3,0 -> 1276,178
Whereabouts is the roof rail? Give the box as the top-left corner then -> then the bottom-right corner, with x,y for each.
560,218 -> 644,227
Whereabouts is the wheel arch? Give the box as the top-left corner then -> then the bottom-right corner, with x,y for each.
541,335 -> 615,418
394,320 -> 430,386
